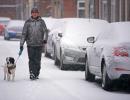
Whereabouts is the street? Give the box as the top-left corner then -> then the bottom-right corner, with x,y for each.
0,36 -> 130,100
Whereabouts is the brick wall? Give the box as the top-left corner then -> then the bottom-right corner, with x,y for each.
38,0 -> 52,17
0,8 -> 16,19
0,0 -> 29,19
0,0 -> 16,19
0,0 -> 16,5
51,0 -> 77,18
63,0 -> 77,17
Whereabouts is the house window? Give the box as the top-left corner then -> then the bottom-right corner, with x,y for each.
89,0 -> 95,18
111,0 -> 116,22
102,0 -> 108,20
77,0 -> 85,18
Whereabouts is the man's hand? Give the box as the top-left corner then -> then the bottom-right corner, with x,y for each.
19,46 -> 23,56
43,40 -> 47,44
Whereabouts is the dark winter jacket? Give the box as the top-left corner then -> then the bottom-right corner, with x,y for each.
20,16 -> 48,46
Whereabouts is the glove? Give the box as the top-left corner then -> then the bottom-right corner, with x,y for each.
43,40 -> 47,44
19,46 -> 23,56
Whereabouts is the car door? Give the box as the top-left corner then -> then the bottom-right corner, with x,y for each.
92,38 -> 104,75
88,37 -> 101,75
90,31 -> 111,76
56,33 -> 63,60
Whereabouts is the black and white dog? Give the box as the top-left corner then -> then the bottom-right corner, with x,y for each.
4,57 -> 16,81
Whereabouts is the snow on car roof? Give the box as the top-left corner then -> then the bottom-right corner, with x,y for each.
7,20 -> 25,28
42,17 -> 59,30
0,17 -> 11,21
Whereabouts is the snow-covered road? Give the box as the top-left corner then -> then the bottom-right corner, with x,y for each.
0,36 -> 130,100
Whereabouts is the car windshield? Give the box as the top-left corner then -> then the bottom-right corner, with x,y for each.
64,19 -> 108,45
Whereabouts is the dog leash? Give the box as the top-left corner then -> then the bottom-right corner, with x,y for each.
15,55 -> 20,64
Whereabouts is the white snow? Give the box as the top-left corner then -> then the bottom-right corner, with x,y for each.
111,22 -> 130,42
0,35 -> 130,100
61,18 -> 109,47
42,17 -> 59,31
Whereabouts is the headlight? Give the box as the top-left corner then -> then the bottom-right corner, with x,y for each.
78,46 -> 86,51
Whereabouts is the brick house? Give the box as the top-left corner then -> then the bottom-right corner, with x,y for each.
0,0 -> 87,19
51,0 -> 86,18
0,0 -> 17,19
0,0 -> 29,19
34,0 -> 86,18
86,0 -> 130,22
33,0 -> 52,17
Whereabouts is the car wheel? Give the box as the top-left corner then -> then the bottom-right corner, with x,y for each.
60,50 -> 67,70
102,63 -> 113,91
5,36 -> 10,40
44,46 -> 51,58
85,57 -> 95,81
54,46 -> 60,66
51,45 -> 55,60
4,33 -> 10,40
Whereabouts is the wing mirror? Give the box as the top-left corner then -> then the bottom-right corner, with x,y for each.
58,33 -> 63,37
87,36 -> 95,43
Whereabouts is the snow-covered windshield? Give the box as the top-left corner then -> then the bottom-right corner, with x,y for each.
63,19 -> 108,45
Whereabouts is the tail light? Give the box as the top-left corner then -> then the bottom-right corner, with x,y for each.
114,68 -> 130,71
113,47 -> 129,57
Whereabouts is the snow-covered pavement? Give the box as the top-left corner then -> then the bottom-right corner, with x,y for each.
0,36 -> 130,100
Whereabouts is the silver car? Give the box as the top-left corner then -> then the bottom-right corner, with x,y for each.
54,18 -> 108,70
44,19 -> 64,58
85,22 -> 130,91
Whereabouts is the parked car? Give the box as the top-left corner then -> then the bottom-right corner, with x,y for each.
54,18 -> 108,70
4,20 -> 25,40
0,17 -> 11,35
44,19 -> 65,58
0,24 -> 5,35
85,22 -> 130,91
42,17 -> 58,52
44,28 -> 60,58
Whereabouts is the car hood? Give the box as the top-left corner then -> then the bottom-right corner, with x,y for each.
61,37 -> 88,50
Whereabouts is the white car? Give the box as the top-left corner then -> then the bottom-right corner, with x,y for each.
54,18 -> 108,70
85,22 -> 130,91
4,20 -> 25,40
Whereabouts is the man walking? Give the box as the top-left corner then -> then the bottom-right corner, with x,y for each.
19,7 -> 48,80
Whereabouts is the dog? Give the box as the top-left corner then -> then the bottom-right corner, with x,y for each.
4,57 -> 16,81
